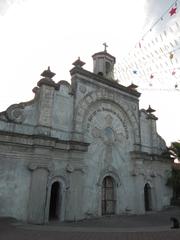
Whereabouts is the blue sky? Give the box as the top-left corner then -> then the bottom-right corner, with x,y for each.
0,0 -> 179,145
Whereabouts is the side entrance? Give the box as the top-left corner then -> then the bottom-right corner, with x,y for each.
102,176 -> 116,215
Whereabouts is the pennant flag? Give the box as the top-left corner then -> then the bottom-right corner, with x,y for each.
174,39 -> 179,46
169,52 -> 174,59
160,33 -> 163,41
169,7 -> 177,16
169,26 -> 173,32
150,74 -> 154,79
175,21 -> 180,29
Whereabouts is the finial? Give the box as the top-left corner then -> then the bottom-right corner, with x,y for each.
128,83 -> 138,90
72,57 -> 85,68
146,105 -> 156,114
41,66 -> 56,79
103,42 -> 108,52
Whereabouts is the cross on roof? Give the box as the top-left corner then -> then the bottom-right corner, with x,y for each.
103,42 -> 108,52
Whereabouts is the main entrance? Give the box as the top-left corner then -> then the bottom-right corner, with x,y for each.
144,183 -> 152,211
102,176 -> 116,215
49,181 -> 61,220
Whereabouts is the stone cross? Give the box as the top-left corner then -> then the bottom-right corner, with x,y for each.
103,42 -> 108,52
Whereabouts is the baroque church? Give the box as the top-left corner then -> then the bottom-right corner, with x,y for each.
0,47 -> 172,224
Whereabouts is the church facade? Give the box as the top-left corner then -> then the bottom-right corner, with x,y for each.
0,49 -> 172,224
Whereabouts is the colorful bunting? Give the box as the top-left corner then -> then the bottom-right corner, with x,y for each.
114,0 -> 180,92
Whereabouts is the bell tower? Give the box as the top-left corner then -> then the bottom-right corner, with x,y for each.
92,43 -> 116,80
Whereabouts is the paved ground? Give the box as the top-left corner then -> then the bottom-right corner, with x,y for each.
1,207 -> 180,240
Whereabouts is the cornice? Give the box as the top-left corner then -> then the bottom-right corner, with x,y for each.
70,67 -> 141,98
130,150 -> 171,163
0,131 -> 89,152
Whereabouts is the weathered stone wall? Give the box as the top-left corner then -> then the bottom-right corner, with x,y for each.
52,82 -> 73,138
0,61 -> 172,223
0,143 -> 31,220
140,110 -> 166,154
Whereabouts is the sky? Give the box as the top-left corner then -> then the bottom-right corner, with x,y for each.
0,0 -> 180,146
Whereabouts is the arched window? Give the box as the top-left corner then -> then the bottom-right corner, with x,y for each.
105,61 -> 111,75
102,176 -> 116,215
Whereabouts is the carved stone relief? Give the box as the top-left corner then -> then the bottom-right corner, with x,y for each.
74,89 -> 140,144
79,85 -> 87,94
84,101 -> 131,165
131,162 -> 157,178
6,104 -> 25,123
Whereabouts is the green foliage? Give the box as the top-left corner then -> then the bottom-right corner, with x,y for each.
167,169 -> 180,187
168,141 -> 180,161
167,169 -> 180,199
166,141 -> 180,200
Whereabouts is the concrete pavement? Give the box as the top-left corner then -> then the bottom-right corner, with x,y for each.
1,207 -> 180,240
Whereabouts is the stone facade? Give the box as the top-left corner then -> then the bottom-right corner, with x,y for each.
0,50 -> 172,224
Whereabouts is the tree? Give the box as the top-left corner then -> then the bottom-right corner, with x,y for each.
167,168 -> 180,200
168,141 -> 180,162
166,141 -> 180,203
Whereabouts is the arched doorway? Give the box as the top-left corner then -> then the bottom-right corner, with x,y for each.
102,176 -> 116,215
49,181 -> 61,220
144,183 -> 152,211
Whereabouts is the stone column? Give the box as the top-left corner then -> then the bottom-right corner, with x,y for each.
146,107 -> 158,154
37,85 -> 54,128
28,162 -> 51,224
65,168 -> 85,221
36,67 -> 58,135
153,175 -> 163,210
131,159 -> 145,214
132,173 -> 145,213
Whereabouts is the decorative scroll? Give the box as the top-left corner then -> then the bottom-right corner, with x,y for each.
6,104 -> 25,123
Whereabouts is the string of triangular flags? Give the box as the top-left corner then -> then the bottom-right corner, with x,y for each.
138,0 -> 179,48
115,0 -> 180,92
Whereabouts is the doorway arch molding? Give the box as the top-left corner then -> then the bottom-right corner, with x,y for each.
97,167 -> 121,187
47,175 -> 70,189
144,180 -> 153,188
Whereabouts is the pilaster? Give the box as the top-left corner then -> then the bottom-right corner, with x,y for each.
27,160 -> 53,224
